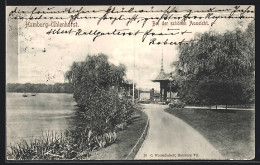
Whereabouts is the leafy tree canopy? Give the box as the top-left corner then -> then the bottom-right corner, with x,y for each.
65,54 -> 127,106
173,21 -> 255,105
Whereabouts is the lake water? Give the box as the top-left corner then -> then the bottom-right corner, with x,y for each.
6,93 -> 78,145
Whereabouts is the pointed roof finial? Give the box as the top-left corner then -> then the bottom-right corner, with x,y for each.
161,46 -> 164,71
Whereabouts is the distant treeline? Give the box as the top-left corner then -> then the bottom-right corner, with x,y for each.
6,83 -> 73,93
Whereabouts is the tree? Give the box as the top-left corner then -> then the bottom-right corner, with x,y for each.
174,21 -> 255,105
6,83 -> 73,93
66,53 -> 136,136
67,54 -> 127,106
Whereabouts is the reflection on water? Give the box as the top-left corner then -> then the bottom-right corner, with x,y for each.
6,93 -> 78,145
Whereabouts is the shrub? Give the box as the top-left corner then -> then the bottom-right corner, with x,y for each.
169,100 -> 185,108
6,130 -> 88,160
6,129 -> 118,160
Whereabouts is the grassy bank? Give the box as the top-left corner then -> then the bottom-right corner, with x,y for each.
165,108 -> 255,160
87,107 -> 148,160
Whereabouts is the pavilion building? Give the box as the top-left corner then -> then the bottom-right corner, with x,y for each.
151,51 -> 172,101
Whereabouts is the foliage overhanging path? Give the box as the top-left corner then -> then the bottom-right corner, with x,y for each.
135,104 -> 223,160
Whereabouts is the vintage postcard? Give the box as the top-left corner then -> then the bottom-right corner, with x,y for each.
6,5 -> 255,161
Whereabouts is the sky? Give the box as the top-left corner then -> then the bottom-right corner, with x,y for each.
6,5 -> 254,91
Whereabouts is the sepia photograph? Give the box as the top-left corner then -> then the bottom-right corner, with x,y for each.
6,5 -> 255,161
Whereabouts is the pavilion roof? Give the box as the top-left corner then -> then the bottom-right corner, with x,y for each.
151,70 -> 171,82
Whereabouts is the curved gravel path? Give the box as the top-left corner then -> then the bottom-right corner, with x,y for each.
135,104 -> 223,160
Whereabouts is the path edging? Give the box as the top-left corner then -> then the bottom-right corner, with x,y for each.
125,114 -> 150,160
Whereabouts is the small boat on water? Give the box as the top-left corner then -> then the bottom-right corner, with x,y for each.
22,93 -> 28,97
31,93 -> 37,96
